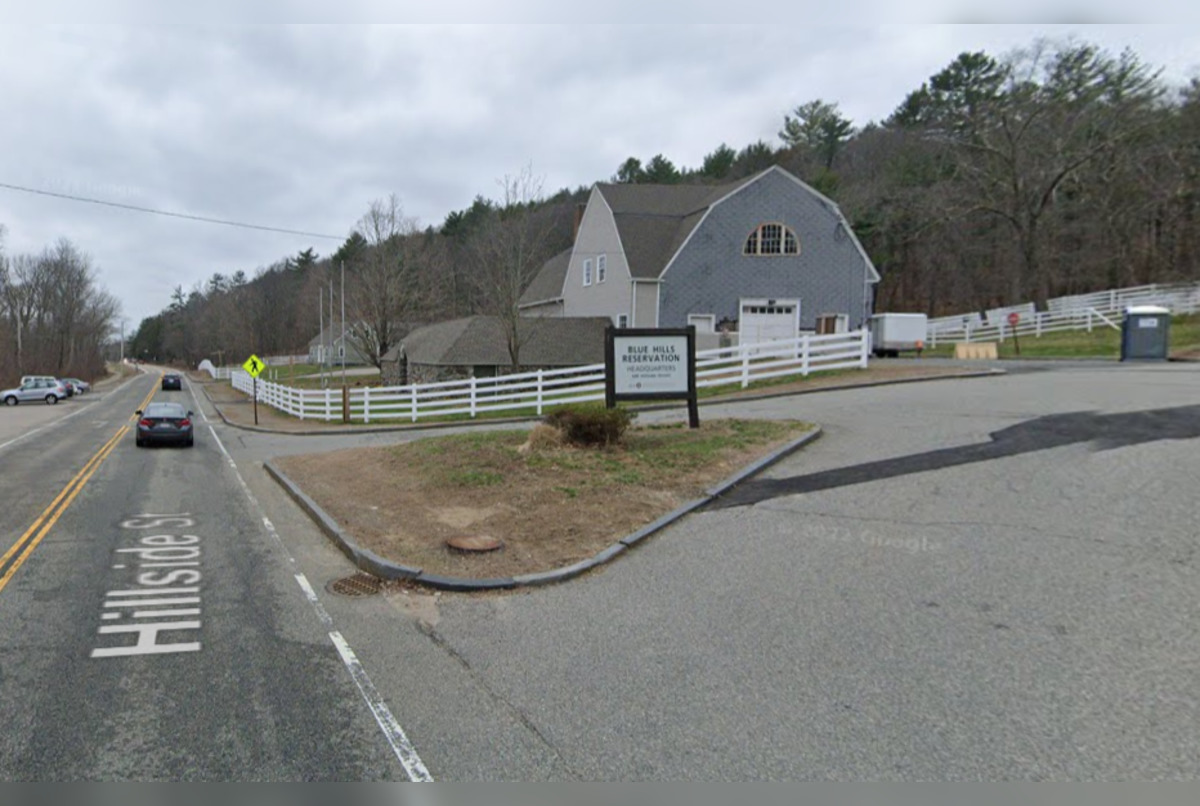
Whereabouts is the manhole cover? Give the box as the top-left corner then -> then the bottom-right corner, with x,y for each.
326,572 -> 383,597
447,534 -> 504,553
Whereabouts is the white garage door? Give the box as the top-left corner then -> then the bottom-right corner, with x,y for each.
740,298 -> 800,348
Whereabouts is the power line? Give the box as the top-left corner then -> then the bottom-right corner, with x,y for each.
0,180 -> 344,241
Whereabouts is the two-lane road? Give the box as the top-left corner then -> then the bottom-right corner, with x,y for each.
0,372 -> 415,780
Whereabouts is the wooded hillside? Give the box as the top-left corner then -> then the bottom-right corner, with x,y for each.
124,39 -> 1200,367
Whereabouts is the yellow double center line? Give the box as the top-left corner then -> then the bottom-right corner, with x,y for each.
0,384 -> 160,595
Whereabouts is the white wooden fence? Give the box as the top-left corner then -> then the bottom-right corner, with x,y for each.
927,281 -> 1200,344
228,330 -> 870,424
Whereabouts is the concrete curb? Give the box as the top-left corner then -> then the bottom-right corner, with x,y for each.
264,427 -> 824,592
204,367 -> 1004,437
263,461 -> 424,582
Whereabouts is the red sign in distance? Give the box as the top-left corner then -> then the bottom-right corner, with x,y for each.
1007,312 -> 1020,326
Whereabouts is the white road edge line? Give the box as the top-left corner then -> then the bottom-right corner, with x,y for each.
208,426 -> 237,470
294,574 -> 334,629
215,434 -> 432,781
185,381 -> 212,424
330,630 -> 434,783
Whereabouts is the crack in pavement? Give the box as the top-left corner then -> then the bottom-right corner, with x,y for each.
418,623 -> 583,780
708,404 -> 1200,509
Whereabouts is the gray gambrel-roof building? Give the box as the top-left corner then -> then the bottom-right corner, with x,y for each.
519,166 -> 880,346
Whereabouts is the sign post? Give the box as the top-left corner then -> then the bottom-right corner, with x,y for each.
1007,312 -> 1021,356
242,354 -> 264,425
605,326 -> 699,428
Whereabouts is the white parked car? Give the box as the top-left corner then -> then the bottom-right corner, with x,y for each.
2,378 -> 70,405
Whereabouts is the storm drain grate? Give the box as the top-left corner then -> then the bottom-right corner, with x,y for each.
326,572 -> 383,597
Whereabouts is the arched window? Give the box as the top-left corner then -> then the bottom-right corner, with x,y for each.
744,223 -> 799,256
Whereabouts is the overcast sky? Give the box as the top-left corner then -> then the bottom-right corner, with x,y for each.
1,23 -> 1198,331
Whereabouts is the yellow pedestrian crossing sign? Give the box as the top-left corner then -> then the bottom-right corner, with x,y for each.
243,354 -> 265,378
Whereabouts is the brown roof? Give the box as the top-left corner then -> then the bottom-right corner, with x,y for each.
518,247 -> 572,306
597,177 -> 754,279
401,316 -> 611,367
519,176 -> 758,306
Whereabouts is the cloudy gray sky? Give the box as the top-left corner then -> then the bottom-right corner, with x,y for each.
1,23 -> 1198,331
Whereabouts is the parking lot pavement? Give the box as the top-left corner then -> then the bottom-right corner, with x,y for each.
0,369 -> 139,449
388,362 -> 1200,780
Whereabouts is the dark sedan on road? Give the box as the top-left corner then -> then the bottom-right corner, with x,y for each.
135,402 -> 194,447
161,372 -> 183,391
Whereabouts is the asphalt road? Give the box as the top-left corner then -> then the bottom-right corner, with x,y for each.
0,372 -> 408,780
1,361 -> 1197,780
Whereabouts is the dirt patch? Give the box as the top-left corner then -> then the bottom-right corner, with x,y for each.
273,420 -> 814,580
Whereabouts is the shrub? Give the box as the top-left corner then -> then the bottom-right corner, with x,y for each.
543,404 -> 635,447
519,423 -> 564,454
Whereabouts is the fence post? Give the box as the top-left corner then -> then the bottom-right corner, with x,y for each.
801,335 -> 810,376
1087,310 -> 1093,332
470,376 -> 477,419
363,386 -> 370,424
325,388 -> 332,422
965,322 -> 973,343
536,369 -> 544,416
1036,313 -> 1043,338
411,385 -> 418,423
740,344 -> 750,388
860,330 -> 869,367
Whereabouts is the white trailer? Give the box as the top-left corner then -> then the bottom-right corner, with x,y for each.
869,313 -> 929,357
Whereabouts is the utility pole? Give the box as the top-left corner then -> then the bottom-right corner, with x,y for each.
340,261 -> 346,385
329,278 -> 334,384
318,287 -> 325,388
119,319 -> 125,364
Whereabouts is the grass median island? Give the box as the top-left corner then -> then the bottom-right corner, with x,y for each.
273,417 -> 815,580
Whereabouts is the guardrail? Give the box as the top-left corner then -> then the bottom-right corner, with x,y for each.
229,330 -> 870,424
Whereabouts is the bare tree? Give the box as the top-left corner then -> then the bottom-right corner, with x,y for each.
895,43 -> 1164,306
0,238 -> 119,379
343,194 -> 424,368
468,165 -> 559,371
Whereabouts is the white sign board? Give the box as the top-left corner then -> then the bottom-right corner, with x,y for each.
613,334 -> 689,395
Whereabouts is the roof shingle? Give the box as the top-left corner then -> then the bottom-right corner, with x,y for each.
402,316 -> 611,367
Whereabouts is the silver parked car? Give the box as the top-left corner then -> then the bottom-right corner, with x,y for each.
2,378 -> 70,405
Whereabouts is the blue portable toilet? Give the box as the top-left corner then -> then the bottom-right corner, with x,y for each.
1120,305 -> 1171,361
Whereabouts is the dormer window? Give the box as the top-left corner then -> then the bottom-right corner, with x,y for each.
744,223 -> 799,256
